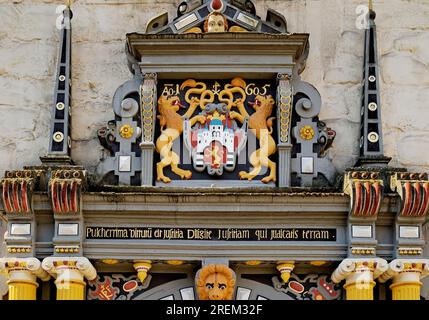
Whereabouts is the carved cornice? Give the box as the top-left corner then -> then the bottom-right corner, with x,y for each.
343,171 -> 383,218
390,172 -> 429,218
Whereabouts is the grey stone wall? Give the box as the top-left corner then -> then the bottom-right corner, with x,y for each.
0,0 -> 428,176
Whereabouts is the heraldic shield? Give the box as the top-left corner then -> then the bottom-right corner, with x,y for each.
183,103 -> 248,176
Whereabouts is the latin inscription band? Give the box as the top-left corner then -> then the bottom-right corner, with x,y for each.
86,227 -> 336,241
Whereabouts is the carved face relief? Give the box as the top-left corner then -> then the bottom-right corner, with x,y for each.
207,14 -> 226,32
203,273 -> 229,300
196,264 -> 236,300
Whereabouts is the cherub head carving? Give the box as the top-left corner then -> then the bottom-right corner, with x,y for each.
195,264 -> 236,300
204,12 -> 228,33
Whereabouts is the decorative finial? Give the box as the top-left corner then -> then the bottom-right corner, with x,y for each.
66,0 -> 72,8
368,0 -> 376,20
211,0 -> 223,12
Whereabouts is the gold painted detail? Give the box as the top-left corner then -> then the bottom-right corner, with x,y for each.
229,25 -> 248,32
101,259 -> 120,265
299,125 -> 315,140
155,89 -> 203,183
276,262 -> 295,283
310,261 -> 327,267
54,246 -> 79,254
141,74 -> 157,142
351,247 -> 376,255
134,260 -> 152,284
166,260 -> 184,266
7,247 -> 31,254
196,264 -> 236,300
398,248 -> 423,255
119,124 -> 134,139
277,76 -> 292,143
245,261 -> 262,266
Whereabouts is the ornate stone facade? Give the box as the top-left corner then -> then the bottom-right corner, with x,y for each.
0,0 -> 428,301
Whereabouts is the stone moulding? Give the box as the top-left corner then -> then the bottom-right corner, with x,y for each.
126,32 -> 309,78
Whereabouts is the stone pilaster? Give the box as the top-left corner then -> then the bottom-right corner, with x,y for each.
276,73 -> 293,187
378,259 -> 429,300
343,170 -> 384,257
331,258 -> 388,300
140,73 -> 158,186
0,258 -> 50,300
42,257 -> 97,300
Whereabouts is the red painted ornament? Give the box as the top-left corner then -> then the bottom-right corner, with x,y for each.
123,280 -> 138,292
288,281 -> 304,294
211,0 -> 223,11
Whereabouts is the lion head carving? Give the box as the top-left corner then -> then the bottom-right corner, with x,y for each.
195,264 -> 236,300
250,95 -> 275,115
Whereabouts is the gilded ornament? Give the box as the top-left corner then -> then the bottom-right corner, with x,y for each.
166,260 -> 184,266
277,262 -> 295,283
119,124 -> 134,139
102,259 -> 119,265
155,81 -> 207,183
228,86 -> 277,183
300,125 -> 315,140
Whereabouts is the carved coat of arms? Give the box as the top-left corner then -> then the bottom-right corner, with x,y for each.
183,103 -> 248,175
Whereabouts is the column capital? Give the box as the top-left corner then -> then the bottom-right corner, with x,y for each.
378,259 -> 429,283
42,257 -> 97,281
0,257 -> 50,282
331,258 -> 388,283
378,259 -> 429,300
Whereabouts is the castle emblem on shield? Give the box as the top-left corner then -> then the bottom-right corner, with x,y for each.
184,103 -> 248,176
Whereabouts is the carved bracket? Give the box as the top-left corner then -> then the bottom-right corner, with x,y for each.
49,169 -> 86,215
344,171 -> 383,218
390,172 -> 429,219
1,170 -> 43,214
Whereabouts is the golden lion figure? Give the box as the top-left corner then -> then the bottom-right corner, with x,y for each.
230,95 -> 277,183
155,94 -> 204,183
195,264 -> 236,300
